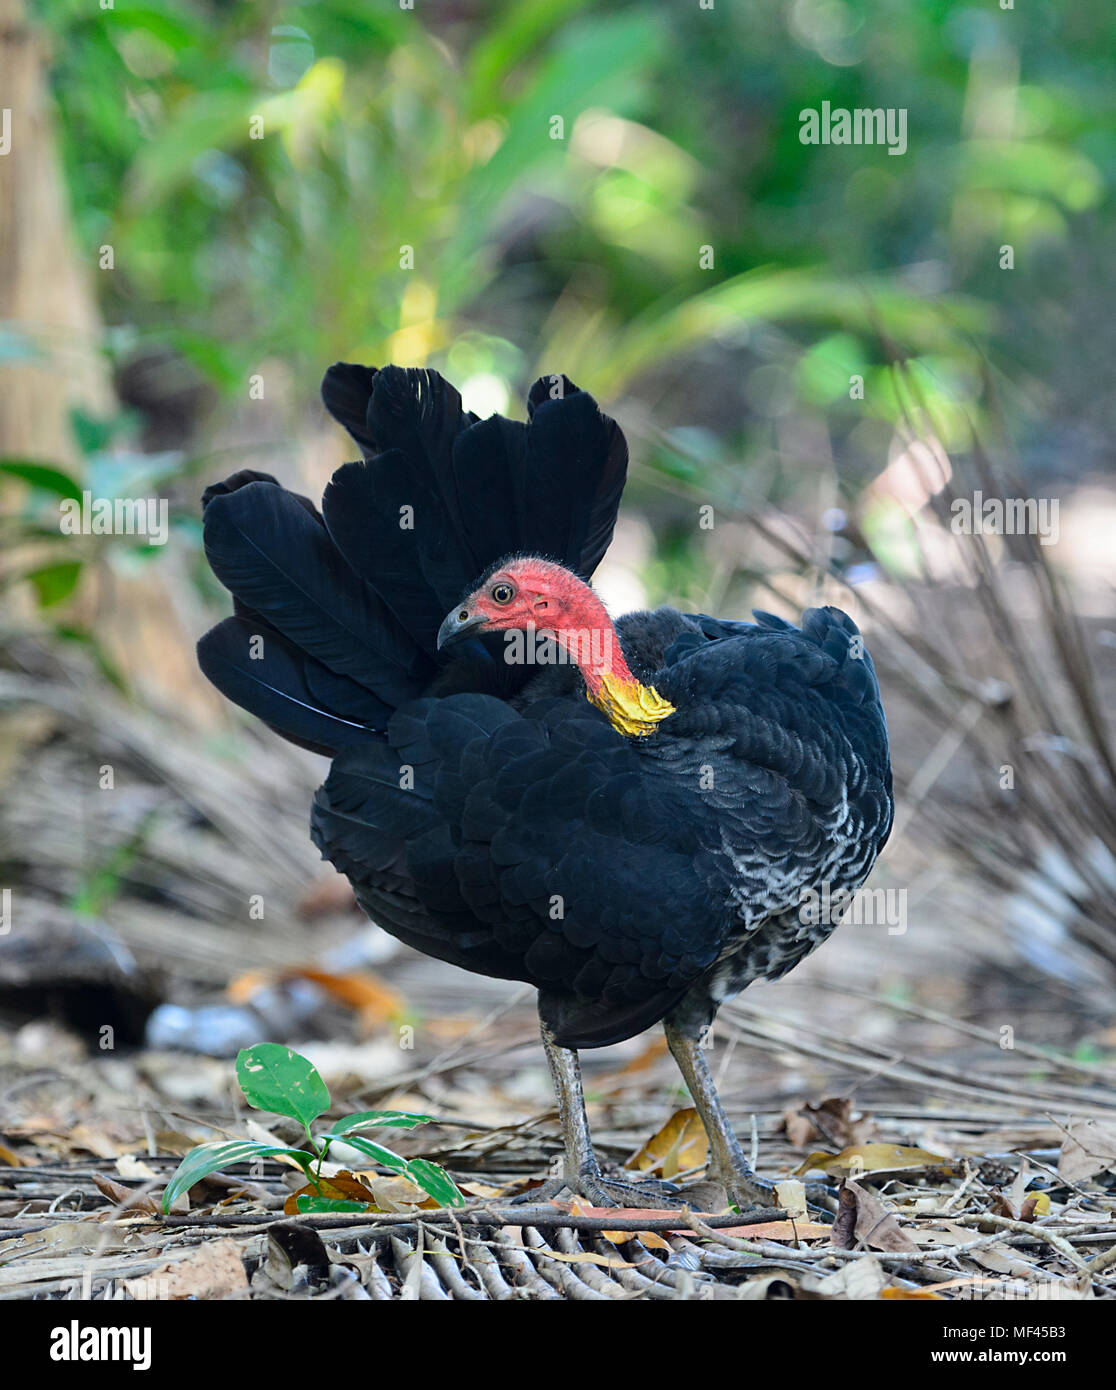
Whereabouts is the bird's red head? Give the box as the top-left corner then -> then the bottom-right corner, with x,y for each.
437,557 -> 677,736
437,556 -> 625,693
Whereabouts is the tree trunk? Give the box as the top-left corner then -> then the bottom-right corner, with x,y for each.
0,0 -> 114,464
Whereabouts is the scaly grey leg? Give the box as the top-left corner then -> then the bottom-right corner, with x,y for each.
663,1020 -> 778,1210
536,1019 -> 684,1209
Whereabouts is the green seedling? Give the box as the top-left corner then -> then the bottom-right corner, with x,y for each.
161,1043 -> 464,1214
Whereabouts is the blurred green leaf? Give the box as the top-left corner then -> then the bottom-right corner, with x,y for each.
126,89 -> 262,206
25,561 -> 83,607
69,408 -> 117,457
0,460 -> 82,501
465,0 -> 594,118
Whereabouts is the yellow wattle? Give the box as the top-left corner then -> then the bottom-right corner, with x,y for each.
587,671 -> 676,737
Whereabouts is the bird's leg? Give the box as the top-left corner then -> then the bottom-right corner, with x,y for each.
664,1020 -> 781,1214
537,1020 -> 685,1209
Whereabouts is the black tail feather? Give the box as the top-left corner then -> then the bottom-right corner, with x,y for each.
197,616 -> 385,756
519,383 -> 628,579
320,368 -> 628,650
320,362 -> 382,459
322,452 -> 465,651
199,362 -> 629,750
201,468 -> 324,525
203,480 -> 435,707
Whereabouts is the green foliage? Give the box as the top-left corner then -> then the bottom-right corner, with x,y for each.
236,1043 -> 331,1131
0,422 -> 189,666
15,1 -> 1114,605
36,0 -> 1110,430
162,1140 -> 322,1212
161,1045 -> 463,1214
325,1109 -> 437,1134
0,461 -> 83,502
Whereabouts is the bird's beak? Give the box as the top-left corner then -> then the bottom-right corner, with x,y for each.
437,604 -> 488,651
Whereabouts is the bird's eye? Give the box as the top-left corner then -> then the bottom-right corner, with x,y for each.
491,583 -> 514,605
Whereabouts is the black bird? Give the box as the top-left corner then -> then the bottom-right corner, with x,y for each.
198,364 -> 893,1208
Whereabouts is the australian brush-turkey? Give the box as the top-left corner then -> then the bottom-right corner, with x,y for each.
197,364 -> 893,1210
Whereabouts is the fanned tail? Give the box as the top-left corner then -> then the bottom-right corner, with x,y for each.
319,365 -> 627,646
196,364 -> 628,754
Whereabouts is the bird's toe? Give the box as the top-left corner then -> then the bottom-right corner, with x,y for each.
572,1170 -> 687,1210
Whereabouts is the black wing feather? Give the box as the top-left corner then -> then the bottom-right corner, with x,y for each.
311,694 -> 725,1048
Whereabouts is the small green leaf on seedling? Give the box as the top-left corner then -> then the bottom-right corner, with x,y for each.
236,1044 -> 330,1127
294,1196 -> 370,1214
329,1109 -> 436,1135
318,1133 -> 411,1174
161,1140 -> 314,1213
406,1157 -> 466,1208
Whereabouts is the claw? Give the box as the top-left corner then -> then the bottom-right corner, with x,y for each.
506,1168 -> 687,1210
573,1169 -> 686,1210
503,1177 -> 569,1206
719,1169 -> 835,1223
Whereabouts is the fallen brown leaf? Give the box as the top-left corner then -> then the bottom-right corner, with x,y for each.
797,1255 -> 889,1300
283,967 -> 401,1026
226,966 -> 401,1030
717,1219 -> 833,1241
612,1035 -> 669,1075
127,1238 -> 248,1300
115,1155 -> 158,1181
283,1170 -> 377,1216
783,1106 -> 817,1149
55,1124 -> 122,1159
774,1178 -> 808,1219
627,1107 -> 708,1180
1057,1118 -> 1116,1184
352,1171 -> 440,1211
795,1142 -> 951,1178
0,1139 -> 24,1166
0,1220 -> 134,1261
543,1248 -> 652,1269
560,1201 -> 706,1242
225,968 -> 272,1003
782,1095 -> 876,1150
832,1178 -> 919,1253
565,1198 -> 673,1248
92,1173 -> 161,1216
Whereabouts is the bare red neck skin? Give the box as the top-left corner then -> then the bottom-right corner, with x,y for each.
517,561 -> 635,696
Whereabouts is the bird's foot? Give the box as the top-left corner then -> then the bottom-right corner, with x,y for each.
503,1175 -> 567,1206
568,1167 -> 687,1210
716,1168 -> 782,1220
719,1167 -> 836,1222
502,1162 -> 684,1210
